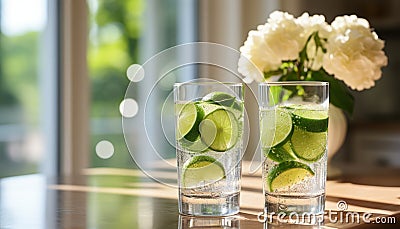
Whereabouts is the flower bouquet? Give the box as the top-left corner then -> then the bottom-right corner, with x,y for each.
238,11 -> 388,115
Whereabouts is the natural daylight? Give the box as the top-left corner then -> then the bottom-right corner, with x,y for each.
0,0 -> 398,229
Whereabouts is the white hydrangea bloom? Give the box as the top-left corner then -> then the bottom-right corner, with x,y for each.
238,11 -> 303,82
238,12 -> 387,89
238,30 -> 269,83
237,55 -> 264,83
296,13 -> 331,70
297,13 -> 331,39
323,15 -> 388,91
261,11 -> 304,66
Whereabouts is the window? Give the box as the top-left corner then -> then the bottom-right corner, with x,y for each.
0,0 -> 58,178
88,0 -> 196,169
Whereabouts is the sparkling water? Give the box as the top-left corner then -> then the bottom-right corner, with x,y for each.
260,106 -> 327,219
177,134 -> 243,216
175,102 -> 244,216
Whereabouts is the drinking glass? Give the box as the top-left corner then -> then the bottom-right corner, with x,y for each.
179,215 -> 240,228
259,81 -> 329,222
174,80 -> 244,216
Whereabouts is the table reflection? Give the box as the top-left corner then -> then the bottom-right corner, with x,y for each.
0,165 -> 398,229
179,215 -> 241,229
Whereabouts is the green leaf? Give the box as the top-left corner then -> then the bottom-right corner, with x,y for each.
264,69 -> 282,80
279,69 -> 298,81
313,32 -> 327,53
310,70 -> 354,116
299,32 -> 315,62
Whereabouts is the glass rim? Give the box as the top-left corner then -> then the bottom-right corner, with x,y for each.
174,81 -> 243,87
259,81 -> 329,86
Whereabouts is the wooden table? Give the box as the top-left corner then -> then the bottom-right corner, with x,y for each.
0,161 -> 399,228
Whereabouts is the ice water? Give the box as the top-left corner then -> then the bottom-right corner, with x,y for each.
260,105 -> 328,219
174,84 -> 244,216
177,144 -> 242,216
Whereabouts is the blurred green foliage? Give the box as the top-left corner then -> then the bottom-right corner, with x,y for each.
0,31 -> 40,177
89,0 -> 181,167
0,0 -> 179,176
88,0 -> 143,117
88,0 -> 144,168
1,32 -> 39,123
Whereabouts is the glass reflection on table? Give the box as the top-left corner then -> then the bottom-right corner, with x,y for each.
179,214 -> 240,229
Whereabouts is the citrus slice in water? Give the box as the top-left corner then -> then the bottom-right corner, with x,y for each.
264,142 -> 297,162
202,91 -> 235,107
182,155 -> 225,188
199,109 -> 239,152
195,102 -> 222,116
290,126 -> 327,162
229,100 -> 244,119
292,109 -> 328,132
267,161 -> 314,192
178,137 -> 210,153
261,108 -> 293,148
176,102 -> 204,141
231,100 -> 243,111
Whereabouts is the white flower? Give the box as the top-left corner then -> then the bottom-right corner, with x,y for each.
238,55 -> 264,83
238,11 -> 303,82
323,15 -> 388,91
261,11 -> 304,66
238,30 -> 269,83
296,13 -> 331,70
238,12 -> 387,91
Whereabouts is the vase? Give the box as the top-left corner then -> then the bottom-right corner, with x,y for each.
327,104 -> 347,177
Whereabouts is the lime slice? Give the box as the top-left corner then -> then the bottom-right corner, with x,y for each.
176,102 -> 198,140
176,102 -> 205,141
292,109 -> 328,132
229,100 -> 244,119
182,155 -> 225,188
264,142 -> 297,162
199,99 -> 243,120
231,100 -> 243,111
195,102 -> 222,116
198,119 -> 217,148
290,126 -> 327,162
175,103 -> 185,116
178,137 -> 210,153
267,161 -> 314,192
202,92 -> 235,107
260,108 -> 293,148
199,109 -> 239,152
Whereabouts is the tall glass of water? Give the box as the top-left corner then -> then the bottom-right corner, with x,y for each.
259,81 -> 329,223
174,80 -> 244,216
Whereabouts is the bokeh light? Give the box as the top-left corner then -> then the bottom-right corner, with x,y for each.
95,140 -> 114,159
119,98 -> 139,118
126,64 -> 145,82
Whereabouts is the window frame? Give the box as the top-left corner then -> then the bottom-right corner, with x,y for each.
59,0 -> 89,176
